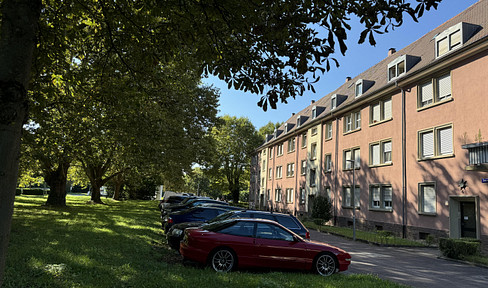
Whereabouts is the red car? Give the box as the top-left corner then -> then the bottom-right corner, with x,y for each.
180,218 -> 351,276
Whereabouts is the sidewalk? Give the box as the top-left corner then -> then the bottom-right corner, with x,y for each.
310,230 -> 488,288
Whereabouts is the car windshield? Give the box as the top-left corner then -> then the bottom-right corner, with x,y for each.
208,211 -> 235,223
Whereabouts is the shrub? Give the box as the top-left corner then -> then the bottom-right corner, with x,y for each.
311,195 -> 332,223
439,238 -> 481,259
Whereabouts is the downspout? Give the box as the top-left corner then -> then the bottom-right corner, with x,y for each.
294,133 -> 299,216
334,114 -> 340,226
397,81 -> 407,238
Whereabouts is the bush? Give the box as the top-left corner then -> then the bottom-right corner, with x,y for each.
439,238 -> 481,259
311,195 -> 332,223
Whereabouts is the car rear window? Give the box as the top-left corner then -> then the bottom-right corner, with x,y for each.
274,215 -> 299,229
252,213 -> 275,221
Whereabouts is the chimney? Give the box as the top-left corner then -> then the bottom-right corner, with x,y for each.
345,76 -> 351,83
311,100 -> 315,104
292,113 -> 295,116
388,48 -> 396,56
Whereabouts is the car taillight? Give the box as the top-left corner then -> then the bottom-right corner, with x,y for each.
305,231 -> 310,239
168,217 -> 173,224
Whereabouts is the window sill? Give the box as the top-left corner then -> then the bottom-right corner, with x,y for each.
286,175 -> 295,178
417,154 -> 454,162
417,97 -> 453,112
369,162 -> 393,168
277,154 -> 283,158
418,212 -> 437,216
343,128 -> 361,136
287,150 -> 295,154
369,208 -> 393,212
369,117 -> 393,127
342,206 -> 360,210
325,138 -> 333,142
342,167 -> 360,171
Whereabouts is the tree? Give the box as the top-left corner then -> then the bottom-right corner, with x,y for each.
207,116 -> 262,203
0,0 -> 443,284
258,121 -> 283,141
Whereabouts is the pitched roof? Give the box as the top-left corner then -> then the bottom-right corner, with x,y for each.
261,0 -> 488,148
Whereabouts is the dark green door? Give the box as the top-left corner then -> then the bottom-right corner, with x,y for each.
460,202 -> 476,238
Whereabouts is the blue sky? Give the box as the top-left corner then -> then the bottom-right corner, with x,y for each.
204,0 -> 478,130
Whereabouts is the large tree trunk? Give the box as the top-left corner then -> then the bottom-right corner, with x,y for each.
44,162 -> 70,206
0,0 -> 41,285
90,183 -> 103,204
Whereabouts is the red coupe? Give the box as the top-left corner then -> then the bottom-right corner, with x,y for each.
180,218 -> 351,276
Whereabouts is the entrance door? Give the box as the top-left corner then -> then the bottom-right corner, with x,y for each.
460,202 -> 476,238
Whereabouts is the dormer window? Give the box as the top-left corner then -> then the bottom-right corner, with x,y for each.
435,22 -> 479,58
312,106 -> 317,119
331,96 -> 337,110
273,129 -> 277,138
297,116 -> 301,128
387,54 -> 420,82
355,79 -> 374,97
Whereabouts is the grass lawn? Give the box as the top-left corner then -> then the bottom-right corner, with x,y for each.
303,221 -> 428,247
4,195 -> 408,288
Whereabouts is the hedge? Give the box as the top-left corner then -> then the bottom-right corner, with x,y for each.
20,188 -> 49,196
439,237 -> 481,259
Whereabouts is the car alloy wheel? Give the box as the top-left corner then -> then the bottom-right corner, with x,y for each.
315,253 -> 336,276
211,248 -> 235,273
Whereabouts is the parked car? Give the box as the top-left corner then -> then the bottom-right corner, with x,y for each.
162,206 -> 235,233
180,218 -> 351,276
158,195 -> 190,211
166,210 -> 310,250
161,198 -> 228,216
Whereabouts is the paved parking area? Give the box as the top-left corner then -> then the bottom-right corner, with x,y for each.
310,230 -> 488,288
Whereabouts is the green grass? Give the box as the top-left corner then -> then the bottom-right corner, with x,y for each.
4,196 -> 408,288
303,221 -> 428,247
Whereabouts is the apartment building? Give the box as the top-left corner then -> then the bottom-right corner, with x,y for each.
249,0 -> 488,251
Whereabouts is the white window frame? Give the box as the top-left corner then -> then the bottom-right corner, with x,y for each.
286,163 -> 295,177
417,72 -> 452,109
269,147 -> 273,159
369,139 -> 392,167
342,186 -> 360,209
312,106 -> 317,119
343,147 -> 360,170
309,168 -> 316,187
418,124 -> 453,160
277,143 -> 284,156
276,165 -> 283,179
369,184 -> 393,211
286,188 -> 294,203
268,168 -> 272,179
275,188 -> 282,202
311,142 -> 317,160
388,55 -> 406,82
370,97 -> 392,124
418,182 -> 436,215
287,138 -> 296,153
301,160 -> 307,175
343,110 -> 361,133
301,133 -> 307,148
300,188 -> 306,204
311,127 -> 318,135
325,122 -> 333,140
325,154 -> 332,172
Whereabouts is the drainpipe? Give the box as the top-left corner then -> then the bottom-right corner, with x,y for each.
397,81 -> 407,238
334,115 -> 340,226
294,133 -> 299,216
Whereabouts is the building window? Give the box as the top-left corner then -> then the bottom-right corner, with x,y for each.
287,138 -> 296,153
325,122 -> 333,140
343,147 -> 360,170
343,186 -> 360,208
286,188 -> 294,203
311,142 -> 317,160
418,73 -> 451,108
344,111 -> 361,133
325,154 -> 332,172
388,59 -> 405,81
268,168 -> 272,179
297,116 -> 301,128
435,23 -> 465,58
276,165 -> 283,179
301,160 -> 307,175
269,147 -> 273,159
266,189 -> 270,201
369,185 -> 393,211
369,139 -> 392,166
300,188 -> 306,204
262,160 -> 266,172
311,127 -> 318,135
309,168 -> 316,187
418,124 -> 453,160
275,188 -> 282,202
370,97 -> 392,124
331,95 -> 337,110
286,163 -> 295,177
277,143 -> 283,156
418,183 -> 436,214
301,133 -> 307,148
312,106 -> 317,119
463,142 -> 488,166
355,82 -> 363,97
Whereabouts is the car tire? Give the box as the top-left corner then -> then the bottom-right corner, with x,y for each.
313,253 -> 337,276
209,248 -> 236,273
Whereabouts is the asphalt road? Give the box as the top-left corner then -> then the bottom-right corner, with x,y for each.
310,230 -> 488,288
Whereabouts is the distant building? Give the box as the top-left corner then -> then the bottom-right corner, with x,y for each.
250,1 -> 488,252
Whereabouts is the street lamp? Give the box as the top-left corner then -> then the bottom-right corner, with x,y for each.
346,159 -> 357,241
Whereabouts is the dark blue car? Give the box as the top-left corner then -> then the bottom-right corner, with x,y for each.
162,206 -> 234,233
